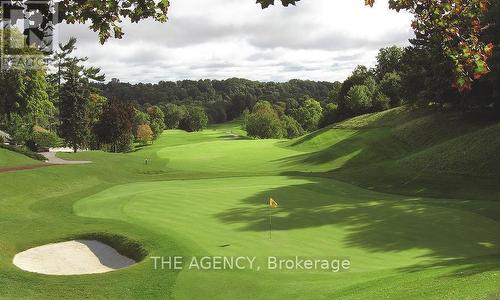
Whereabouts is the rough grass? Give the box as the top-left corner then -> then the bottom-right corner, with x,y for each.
321,107 -> 500,200
72,232 -> 149,262
0,147 -> 43,167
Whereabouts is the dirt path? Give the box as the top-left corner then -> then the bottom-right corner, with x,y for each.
0,164 -> 58,173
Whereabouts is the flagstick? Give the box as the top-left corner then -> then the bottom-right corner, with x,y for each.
269,207 -> 272,240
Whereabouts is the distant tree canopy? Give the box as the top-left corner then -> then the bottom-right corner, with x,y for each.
92,35 -> 499,139
2,0 -> 492,89
93,78 -> 337,125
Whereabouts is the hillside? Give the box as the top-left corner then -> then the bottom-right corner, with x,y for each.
288,107 -> 500,201
0,148 -> 42,168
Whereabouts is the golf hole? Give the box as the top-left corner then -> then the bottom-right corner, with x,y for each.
13,239 -> 138,276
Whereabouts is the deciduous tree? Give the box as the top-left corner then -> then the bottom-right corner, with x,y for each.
94,98 -> 135,153
147,105 -> 165,139
136,124 -> 153,145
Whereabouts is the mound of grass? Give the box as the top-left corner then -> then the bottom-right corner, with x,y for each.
0,144 -> 46,162
391,111 -> 490,149
318,107 -> 500,200
72,232 -> 148,262
398,123 -> 500,178
0,147 -> 44,168
333,106 -> 426,129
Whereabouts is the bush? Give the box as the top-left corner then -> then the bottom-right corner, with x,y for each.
5,114 -> 32,145
0,144 -> 46,161
32,131 -> 62,150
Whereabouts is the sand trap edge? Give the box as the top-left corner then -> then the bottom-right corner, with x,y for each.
13,240 -> 137,276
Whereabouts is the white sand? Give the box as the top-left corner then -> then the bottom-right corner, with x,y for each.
13,240 -> 136,275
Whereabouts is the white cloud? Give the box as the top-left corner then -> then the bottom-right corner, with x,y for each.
57,0 -> 414,83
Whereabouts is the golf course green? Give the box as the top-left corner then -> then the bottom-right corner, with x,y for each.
1,108 -> 500,299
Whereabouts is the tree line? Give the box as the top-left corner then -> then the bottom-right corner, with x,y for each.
4,0 -> 493,91
0,32 -> 209,153
1,0 -> 498,146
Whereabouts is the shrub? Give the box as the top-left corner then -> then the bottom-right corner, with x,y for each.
32,131 -> 62,150
5,114 -> 32,145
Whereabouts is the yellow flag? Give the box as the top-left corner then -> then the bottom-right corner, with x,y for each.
269,198 -> 279,208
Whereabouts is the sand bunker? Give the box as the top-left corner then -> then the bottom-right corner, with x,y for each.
13,240 -> 136,275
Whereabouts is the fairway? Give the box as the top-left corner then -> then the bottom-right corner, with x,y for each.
2,115 -> 500,299
74,176 -> 500,298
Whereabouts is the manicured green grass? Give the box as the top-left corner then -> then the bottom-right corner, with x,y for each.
1,108 -> 500,299
0,148 -> 42,167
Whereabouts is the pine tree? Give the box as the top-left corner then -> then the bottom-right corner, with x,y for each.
59,61 -> 91,153
57,38 -> 105,153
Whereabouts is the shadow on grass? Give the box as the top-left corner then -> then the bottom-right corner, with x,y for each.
215,176 -> 500,275
216,135 -> 252,141
129,143 -> 153,153
288,126 -> 335,147
275,128 -> 410,170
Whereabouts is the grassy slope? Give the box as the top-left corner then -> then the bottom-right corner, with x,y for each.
289,107 -> 500,201
1,108 -> 500,299
0,148 -> 42,167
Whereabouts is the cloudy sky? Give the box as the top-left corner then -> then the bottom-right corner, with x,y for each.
58,0 -> 414,84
